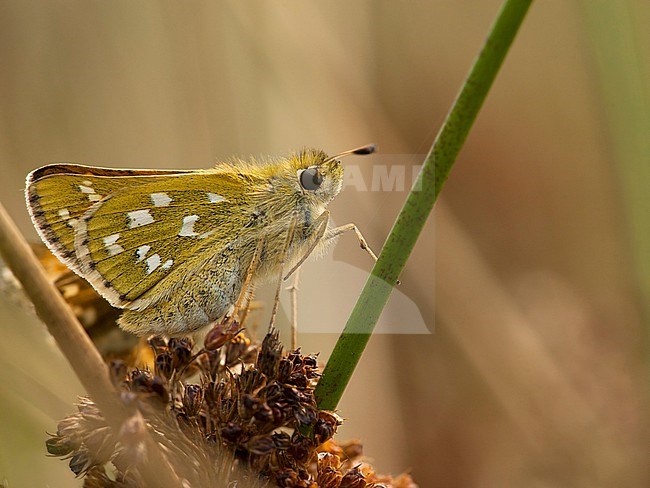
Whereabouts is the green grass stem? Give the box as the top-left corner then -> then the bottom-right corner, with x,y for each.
315,0 -> 535,411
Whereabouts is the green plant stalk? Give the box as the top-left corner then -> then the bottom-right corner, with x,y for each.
315,0 -> 534,411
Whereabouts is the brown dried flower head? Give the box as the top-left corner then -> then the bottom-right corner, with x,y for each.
47,324 -> 417,487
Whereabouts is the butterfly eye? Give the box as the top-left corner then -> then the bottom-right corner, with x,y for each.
299,167 -> 323,191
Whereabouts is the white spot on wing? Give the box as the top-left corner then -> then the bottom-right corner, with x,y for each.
103,233 -> 124,256
151,192 -> 172,207
103,233 -> 120,245
58,209 -> 70,219
78,183 -> 102,201
107,245 -> 123,256
82,180 -> 93,186
136,245 -> 150,262
127,210 -> 155,228
161,259 -> 173,270
145,254 -> 161,274
207,193 -> 226,203
179,215 -> 199,237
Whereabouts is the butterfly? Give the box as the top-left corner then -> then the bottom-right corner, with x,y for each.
25,145 -> 377,336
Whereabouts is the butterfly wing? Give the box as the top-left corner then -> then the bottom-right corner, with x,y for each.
26,164 -> 252,310
26,164 -> 193,268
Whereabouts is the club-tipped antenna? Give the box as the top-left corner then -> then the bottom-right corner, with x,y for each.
325,143 -> 377,164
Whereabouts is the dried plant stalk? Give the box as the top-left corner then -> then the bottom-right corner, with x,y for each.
0,202 -> 181,486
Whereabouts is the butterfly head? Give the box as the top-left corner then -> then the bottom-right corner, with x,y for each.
289,144 -> 376,205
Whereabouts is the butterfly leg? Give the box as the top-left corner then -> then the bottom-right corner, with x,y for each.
280,210 -> 331,346
228,236 -> 264,325
285,266 -> 301,350
324,223 -> 378,262
283,210 -> 330,280
325,224 -> 400,283
269,212 -> 298,331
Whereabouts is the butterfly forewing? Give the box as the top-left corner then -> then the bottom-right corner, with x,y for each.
27,165 -> 250,309
26,164 -> 193,261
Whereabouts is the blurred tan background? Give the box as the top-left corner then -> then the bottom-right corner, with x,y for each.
1,1 -> 649,487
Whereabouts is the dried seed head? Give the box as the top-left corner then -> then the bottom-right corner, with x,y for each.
257,328 -> 283,377
314,419 -> 336,444
220,422 -> 245,444
314,410 -> 343,443
130,369 -> 153,392
318,468 -> 344,488
224,333 -> 253,365
293,404 -> 317,427
253,403 -> 274,426
340,466 -> 367,488
340,439 -> 364,461
204,320 -> 243,351
238,368 -> 266,395
247,435 -> 276,456
83,468 -> 122,488
45,436 -> 75,457
154,351 -> 174,378
169,337 -> 194,369
68,452 -> 90,477
317,452 -> 345,488
274,468 -> 301,487
53,417 -> 82,451
271,432 -> 292,451
182,384 -> 204,417
289,432 -> 314,464
46,329 -> 417,487
147,335 -> 167,355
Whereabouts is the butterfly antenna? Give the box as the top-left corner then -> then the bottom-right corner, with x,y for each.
325,143 -> 376,164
